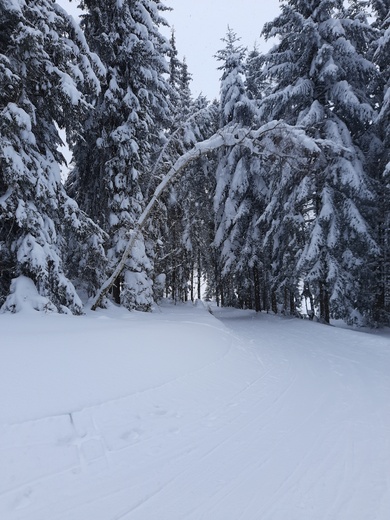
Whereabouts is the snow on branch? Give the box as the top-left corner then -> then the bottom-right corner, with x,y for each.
90,121 -> 318,310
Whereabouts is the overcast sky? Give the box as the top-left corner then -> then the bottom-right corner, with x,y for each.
58,0 -> 281,100
164,0 -> 281,99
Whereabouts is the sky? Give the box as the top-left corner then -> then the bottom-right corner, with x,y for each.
58,0 -> 281,100
163,0 -> 281,99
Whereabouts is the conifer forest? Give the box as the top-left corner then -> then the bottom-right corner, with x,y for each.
1,0 -> 390,326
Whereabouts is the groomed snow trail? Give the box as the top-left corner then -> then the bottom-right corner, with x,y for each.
1,303 -> 389,520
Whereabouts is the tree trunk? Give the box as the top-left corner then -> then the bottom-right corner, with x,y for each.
289,288 -> 295,315
271,290 -> 277,314
112,276 -> 121,304
384,211 -> 390,315
190,265 -> 194,302
253,267 -> 261,312
284,287 -> 288,314
172,269 -> 176,303
262,286 -> 268,313
220,278 -> 225,307
197,250 -> 202,300
319,281 -> 330,323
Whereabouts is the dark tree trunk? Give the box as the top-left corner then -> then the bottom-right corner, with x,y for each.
253,266 -> 261,312
220,281 -> 225,307
190,266 -> 194,302
262,286 -> 268,312
215,264 -> 220,307
319,281 -> 330,323
197,251 -> 202,300
289,289 -> 295,315
384,211 -> 390,316
112,276 -> 121,304
172,269 -> 176,303
271,290 -> 277,314
284,287 -> 288,314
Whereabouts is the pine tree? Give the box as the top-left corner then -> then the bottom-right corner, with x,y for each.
370,0 -> 390,21
212,28 -> 262,308
154,91 -> 219,303
146,26 -> 222,304
170,96 -> 219,303
245,46 -> 271,104
69,0 -> 172,311
0,0 -> 106,313
260,0 -> 379,324
371,0 -> 390,321
156,30 -> 194,302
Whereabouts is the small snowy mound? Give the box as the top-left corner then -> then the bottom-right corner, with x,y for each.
1,275 -> 57,314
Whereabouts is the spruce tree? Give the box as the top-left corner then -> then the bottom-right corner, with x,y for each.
147,27 -> 221,304
372,0 -> 390,321
156,30 -> 194,302
0,0 -> 105,313
260,0 -> 379,324
213,28 -> 261,308
169,96 -> 219,303
69,0 -> 172,311
154,91 -> 219,302
245,46 -> 271,105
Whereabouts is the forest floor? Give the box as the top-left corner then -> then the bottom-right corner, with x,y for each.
1,300 -> 390,520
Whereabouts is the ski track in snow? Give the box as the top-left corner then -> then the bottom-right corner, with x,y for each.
1,303 -> 390,519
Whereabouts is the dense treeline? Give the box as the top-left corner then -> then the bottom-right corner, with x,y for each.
0,0 -> 389,326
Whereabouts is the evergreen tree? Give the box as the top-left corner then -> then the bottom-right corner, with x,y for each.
372,0 -> 390,321
255,130 -> 320,316
157,30 -> 196,302
0,0 -> 106,313
370,0 -> 390,22
170,96 -> 219,303
154,92 -> 219,303
69,0 -> 172,311
245,46 -> 270,104
147,27 -> 221,304
260,0 -> 379,324
213,28 -> 261,309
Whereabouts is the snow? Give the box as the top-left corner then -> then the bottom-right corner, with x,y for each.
1,301 -> 390,519
1,276 -> 56,314
57,71 -> 82,105
2,0 -> 22,15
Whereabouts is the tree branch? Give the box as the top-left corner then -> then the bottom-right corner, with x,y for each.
90,121 -> 313,310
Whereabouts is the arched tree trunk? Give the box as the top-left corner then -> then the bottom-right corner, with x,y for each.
90,122 -> 315,311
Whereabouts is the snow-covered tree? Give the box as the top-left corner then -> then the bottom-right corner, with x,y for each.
245,45 -> 271,105
90,121 -> 321,311
156,30 -> 196,302
212,28 -> 263,308
369,0 -> 390,23
0,0 -> 106,313
167,28 -> 193,121
153,90 -> 219,303
371,0 -> 390,321
260,0 -> 379,323
69,0 -> 172,311
168,97 -> 219,303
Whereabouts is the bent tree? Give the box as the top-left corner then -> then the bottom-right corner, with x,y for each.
90,122 -> 321,311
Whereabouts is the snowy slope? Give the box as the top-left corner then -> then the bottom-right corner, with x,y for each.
1,302 -> 390,520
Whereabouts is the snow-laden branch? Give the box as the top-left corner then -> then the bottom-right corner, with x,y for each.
90,121 -> 314,310
149,104 -> 218,184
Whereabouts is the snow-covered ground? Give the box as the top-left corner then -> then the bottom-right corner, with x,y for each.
1,301 -> 390,520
